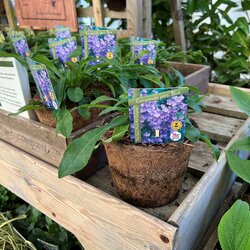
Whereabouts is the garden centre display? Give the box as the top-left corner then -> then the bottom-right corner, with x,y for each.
10,34 -> 30,58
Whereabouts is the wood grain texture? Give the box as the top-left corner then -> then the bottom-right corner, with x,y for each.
127,0 -> 143,36
15,0 -> 78,31
169,0 -> 186,51
169,117 -> 250,250
0,140 -> 177,250
92,0 -> 103,26
3,0 -> 16,28
202,94 -> 248,119
208,83 -> 250,96
142,0 -> 152,38
190,112 -> 244,143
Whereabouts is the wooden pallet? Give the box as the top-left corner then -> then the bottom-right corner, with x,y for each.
0,83 -> 249,249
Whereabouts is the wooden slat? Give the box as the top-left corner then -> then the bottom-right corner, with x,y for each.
127,0 -> 143,36
170,0 -> 186,51
77,7 -> 127,19
92,0 -> 104,26
202,94 -> 248,119
3,0 -> 16,29
0,140 -> 177,250
190,112 -> 245,143
169,117 -> 250,250
209,83 -> 250,97
142,0 -> 152,38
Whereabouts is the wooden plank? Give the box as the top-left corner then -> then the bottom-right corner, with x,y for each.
190,112 -> 245,143
202,94 -> 248,119
169,117 -> 250,250
77,7 -> 127,19
92,0 -> 104,26
3,0 -> 16,29
142,0 -> 152,38
169,0 -> 186,51
0,140 -> 177,250
209,82 -> 250,97
127,0 -> 143,36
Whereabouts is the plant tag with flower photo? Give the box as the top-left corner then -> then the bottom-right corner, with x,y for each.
10,34 -> 31,58
0,32 -> 5,43
49,36 -> 78,64
27,59 -> 59,110
80,25 -> 117,64
54,26 -> 71,39
128,87 -> 189,144
130,37 -> 158,66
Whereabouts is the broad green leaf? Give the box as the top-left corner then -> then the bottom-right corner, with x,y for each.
232,31 -> 248,48
218,200 -> 250,250
188,99 -> 202,113
242,1 -> 250,10
9,102 -> 44,116
185,123 -> 200,142
78,108 -> 91,119
230,86 -> 250,116
55,107 -> 73,138
226,150 -> 250,183
69,46 -> 82,58
229,137 -> 250,152
58,115 -> 128,177
200,132 -> 220,160
67,87 -> 83,102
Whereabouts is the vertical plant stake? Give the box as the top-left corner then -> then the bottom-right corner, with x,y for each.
80,25 -> 117,64
10,34 -> 31,58
27,59 -> 59,110
130,37 -> 158,65
49,36 -> 78,64
128,87 -> 189,144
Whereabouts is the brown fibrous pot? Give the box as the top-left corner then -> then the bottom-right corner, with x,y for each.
104,142 -> 194,208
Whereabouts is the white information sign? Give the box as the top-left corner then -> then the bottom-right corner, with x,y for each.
0,57 -> 35,119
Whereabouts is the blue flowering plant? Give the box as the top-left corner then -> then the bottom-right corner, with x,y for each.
54,26 -> 72,39
58,83 -> 220,178
130,37 -> 158,65
10,34 -> 31,58
80,25 -> 117,64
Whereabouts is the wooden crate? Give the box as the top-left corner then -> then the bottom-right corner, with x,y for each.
0,110 -> 108,179
0,83 -> 249,249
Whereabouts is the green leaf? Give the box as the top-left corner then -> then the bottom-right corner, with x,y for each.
232,31 -> 248,48
78,108 -> 91,119
188,99 -> 202,113
103,124 -> 129,143
9,101 -> 44,116
58,115 -> 128,178
226,150 -> 250,183
185,123 -> 200,142
218,200 -> 250,250
90,95 -> 116,105
200,132 -> 220,160
230,86 -> 250,116
68,46 -> 82,58
67,87 -> 83,102
229,137 -> 250,152
55,107 -> 73,138
242,0 -> 250,10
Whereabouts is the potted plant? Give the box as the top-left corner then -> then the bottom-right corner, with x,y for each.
58,83 -> 219,208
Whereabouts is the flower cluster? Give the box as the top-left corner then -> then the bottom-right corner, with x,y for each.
129,88 -> 188,144
32,69 -> 58,110
132,37 -> 157,65
49,38 -> 77,63
12,38 -> 30,57
55,27 -> 71,39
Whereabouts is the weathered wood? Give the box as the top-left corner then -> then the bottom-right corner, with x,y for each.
77,6 -> 127,19
0,140 -> 177,250
127,0 -> 143,36
202,94 -> 248,120
209,82 -> 250,97
92,0 -> 104,26
190,112 -> 245,143
169,117 -> 250,250
3,0 -> 16,29
14,0 -> 78,31
169,0 -> 186,51
167,62 -> 210,94
143,0 -> 152,38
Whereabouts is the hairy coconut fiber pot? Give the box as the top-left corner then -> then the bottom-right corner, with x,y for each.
104,142 -> 194,208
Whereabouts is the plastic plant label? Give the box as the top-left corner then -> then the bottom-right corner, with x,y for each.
54,26 -> 71,39
27,58 -> 59,110
130,37 -> 158,65
0,32 -> 5,43
128,87 -> 189,144
80,25 -> 117,64
49,36 -> 78,64
10,34 -> 31,58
